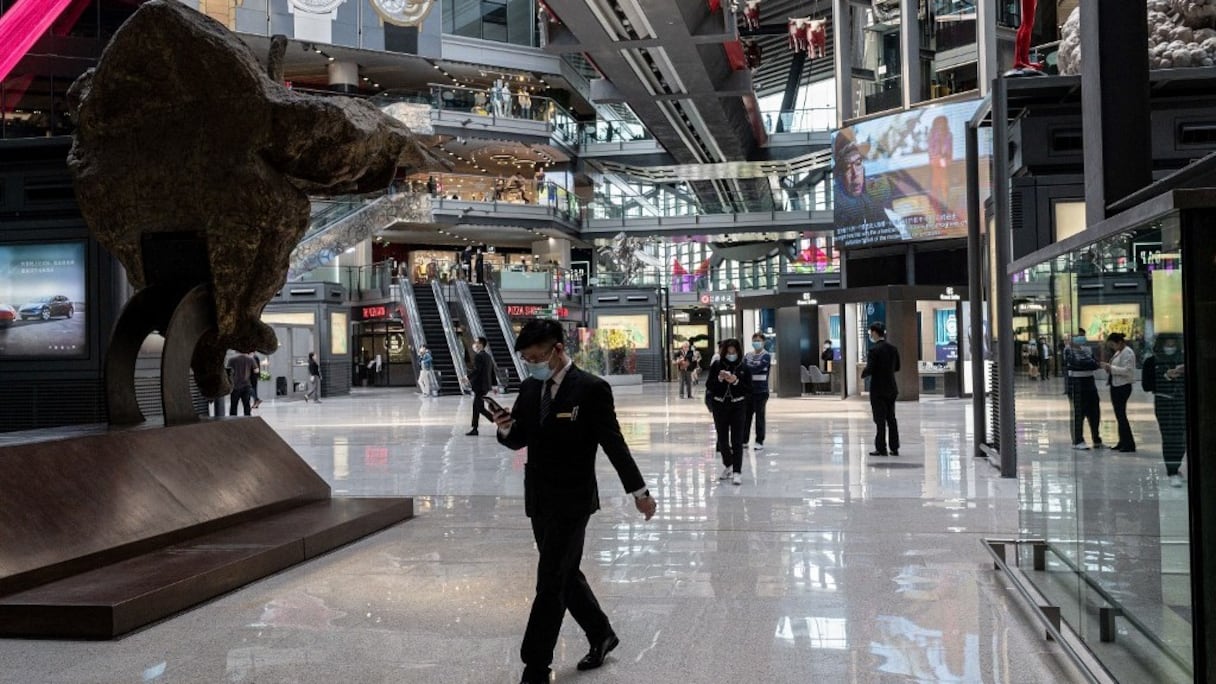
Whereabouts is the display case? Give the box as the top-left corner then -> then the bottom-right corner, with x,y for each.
1001,191 -> 1216,683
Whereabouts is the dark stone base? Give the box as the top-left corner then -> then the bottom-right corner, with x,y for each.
0,418 -> 413,639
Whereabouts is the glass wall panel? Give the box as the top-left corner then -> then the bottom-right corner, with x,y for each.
442,0 -> 535,45
1012,213 -> 1192,682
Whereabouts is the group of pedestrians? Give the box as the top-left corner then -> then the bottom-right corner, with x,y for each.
697,323 -> 904,485
1064,329 -> 1188,487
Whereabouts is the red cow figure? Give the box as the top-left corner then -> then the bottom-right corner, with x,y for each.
743,38 -> 762,69
806,19 -> 827,58
787,17 -> 808,52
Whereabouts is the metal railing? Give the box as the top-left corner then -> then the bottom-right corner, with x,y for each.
431,279 -> 472,395
453,280 -> 487,342
397,279 -> 429,373
484,280 -> 528,383
758,106 -> 837,134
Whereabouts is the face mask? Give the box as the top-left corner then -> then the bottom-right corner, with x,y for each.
752,341 -> 763,351
1162,345 -> 1178,356
1072,336 -> 1086,346
525,360 -> 554,382
725,353 -> 738,363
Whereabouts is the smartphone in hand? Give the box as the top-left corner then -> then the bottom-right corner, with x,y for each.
480,395 -> 508,421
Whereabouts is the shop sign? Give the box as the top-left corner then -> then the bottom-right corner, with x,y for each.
507,304 -> 569,319
361,305 -> 390,320
1133,242 -> 1163,271
386,333 -> 406,355
798,292 -> 819,307
939,287 -> 962,301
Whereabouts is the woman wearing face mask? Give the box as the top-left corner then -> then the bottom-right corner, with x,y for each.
743,333 -> 771,450
706,339 -> 752,485
1142,333 -> 1187,487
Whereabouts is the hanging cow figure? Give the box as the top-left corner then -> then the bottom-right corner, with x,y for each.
742,0 -> 762,31
806,18 -> 827,58
788,17 -> 808,52
743,38 -> 762,69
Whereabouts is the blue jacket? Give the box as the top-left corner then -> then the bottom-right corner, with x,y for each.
744,350 -> 771,396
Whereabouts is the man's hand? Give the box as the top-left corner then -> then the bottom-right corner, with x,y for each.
635,494 -> 657,521
492,409 -> 514,431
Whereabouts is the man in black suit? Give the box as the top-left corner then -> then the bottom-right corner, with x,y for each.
861,321 -> 901,456
491,319 -> 657,684
467,336 -> 497,435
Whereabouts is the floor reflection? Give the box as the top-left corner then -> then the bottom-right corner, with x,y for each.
0,386 -> 1079,683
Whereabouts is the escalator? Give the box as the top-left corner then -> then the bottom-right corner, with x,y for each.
465,282 -> 526,392
411,283 -> 466,396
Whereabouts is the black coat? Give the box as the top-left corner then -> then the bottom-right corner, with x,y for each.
470,349 -> 496,394
705,358 -> 752,407
498,366 -> 646,518
862,339 -> 900,399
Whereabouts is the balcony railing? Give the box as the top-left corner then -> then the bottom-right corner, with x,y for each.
759,106 -> 837,134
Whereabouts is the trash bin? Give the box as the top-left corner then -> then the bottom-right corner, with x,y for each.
275,376 -> 288,397
944,370 -> 959,398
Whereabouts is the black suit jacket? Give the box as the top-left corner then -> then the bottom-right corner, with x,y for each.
498,365 -> 646,519
862,339 -> 900,399
470,349 -> 496,394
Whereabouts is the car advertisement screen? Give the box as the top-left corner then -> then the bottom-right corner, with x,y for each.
833,99 -> 984,248
0,242 -> 87,358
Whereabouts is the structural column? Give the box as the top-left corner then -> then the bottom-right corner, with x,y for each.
1080,0 -> 1151,224
328,60 -> 359,94
832,0 -> 853,123
886,298 -> 919,401
899,0 -> 921,107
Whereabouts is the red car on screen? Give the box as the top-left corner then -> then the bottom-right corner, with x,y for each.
0,304 -> 15,328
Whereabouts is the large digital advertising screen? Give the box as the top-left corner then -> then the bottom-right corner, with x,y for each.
833,99 -> 985,248
0,242 -> 87,359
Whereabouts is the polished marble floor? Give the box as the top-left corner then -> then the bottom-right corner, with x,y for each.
0,385 -> 1085,683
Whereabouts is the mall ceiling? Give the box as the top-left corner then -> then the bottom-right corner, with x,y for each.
543,0 -> 775,212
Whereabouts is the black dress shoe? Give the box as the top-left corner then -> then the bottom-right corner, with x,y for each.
868,450 -> 888,456
577,633 -> 619,671
466,428 -> 479,436
890,449 -> 899,456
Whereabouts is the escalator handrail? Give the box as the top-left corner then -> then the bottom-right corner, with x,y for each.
453,280 -> 487,342
397,279 -> 429,375
431,279 -> 473,395
484,281 -> 528,383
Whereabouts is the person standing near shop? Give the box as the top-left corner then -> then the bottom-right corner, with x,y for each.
862,322 -> 900,456
304,351 -> 322,403
467,337 -> 497,435
673,341 -> 696,399
1064,330 -> 1103,449
490,319 -> 656,684
1037,336 -> 1052,381
1101,332 -> 1136,452
226,351 -> 258,416
1143,333 -> 1187,487
707,339 -> 752,485
821,340 -> 835,371
743,332 -> 771,450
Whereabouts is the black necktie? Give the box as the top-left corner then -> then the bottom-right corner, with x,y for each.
539,378 -> 555,422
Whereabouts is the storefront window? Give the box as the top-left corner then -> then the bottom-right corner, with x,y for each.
1011,214 -> 1192,681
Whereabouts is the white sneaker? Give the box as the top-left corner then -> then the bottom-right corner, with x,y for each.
732,473 -> 742,486
1073,443 -> 1090,451
719,466 -> 733,480
1169,473 -> 1185,488
754,443 -> 764,451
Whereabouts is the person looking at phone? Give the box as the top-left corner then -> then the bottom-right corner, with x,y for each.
491,318 -> 657,684
706,339 -> 752,485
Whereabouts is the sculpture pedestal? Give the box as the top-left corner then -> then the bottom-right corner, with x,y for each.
0,418 -> 412,639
